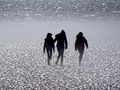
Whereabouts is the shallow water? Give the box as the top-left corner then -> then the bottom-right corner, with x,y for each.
0,21 -> 120,89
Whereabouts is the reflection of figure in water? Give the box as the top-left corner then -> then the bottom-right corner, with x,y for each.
54,30 -> 68,65
75,32 -> 88,65
43,33 -> 55,65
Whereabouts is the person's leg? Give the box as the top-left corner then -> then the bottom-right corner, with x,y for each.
60,48 -> 64,66
50,49 -> 52,60
47,49 -> 51,65
55,48 -> 60,65
78,48 -> 84,65
48,49 -> 52,65
47,49 -> 49,65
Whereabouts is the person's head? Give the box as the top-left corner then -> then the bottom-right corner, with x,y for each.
61,30 -> 65,33
79,32 -> 83,36
77,32 -> 83,37
47,33 -> 52,38
60,30 -> 65,35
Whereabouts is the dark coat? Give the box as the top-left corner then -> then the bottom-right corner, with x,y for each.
75,35 -> 88,51
54,32 -> 68,49
44,35 -> 55,52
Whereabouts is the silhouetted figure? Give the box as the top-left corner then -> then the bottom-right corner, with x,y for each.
43,33 -> 55,65
75,32 -> 88,65
54,30 -> 68,65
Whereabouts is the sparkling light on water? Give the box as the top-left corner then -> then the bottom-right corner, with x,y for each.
0,0 -> 120,21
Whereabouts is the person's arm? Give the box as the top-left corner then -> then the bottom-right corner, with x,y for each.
75,39 -> 77,51
43,39 -> 46,53
64,34 -> 68,49
84,37 -> 88,49
52,38 -> 55,52
53,35 -> 57,43
53,38 -> 57,43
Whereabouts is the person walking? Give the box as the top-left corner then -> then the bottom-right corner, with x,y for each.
75,32 -> 88,65
54,30 -> 68,66
43,33 -> 55,65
